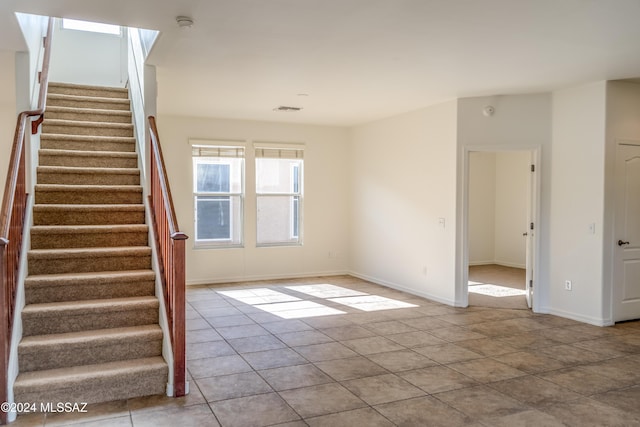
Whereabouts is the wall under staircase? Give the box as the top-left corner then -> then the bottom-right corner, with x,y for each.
13,82 -> 168,405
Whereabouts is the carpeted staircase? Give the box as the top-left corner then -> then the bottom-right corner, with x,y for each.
13,82 -> 168,405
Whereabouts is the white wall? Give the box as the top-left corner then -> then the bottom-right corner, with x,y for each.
15,13 -> 48,109
49,22 -> 125,87
0,50 -> 17,194
468,151 -> 529,268
457,94 -> 552,309
550,82 -> 607,325
14,14 -> 49,194
468,152 -> 496,264
494,151 -> 530,267
604,81 -> 640,322
349,101 -> 459,305
156,115 -> 350,285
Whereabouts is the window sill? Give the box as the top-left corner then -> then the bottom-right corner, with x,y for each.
193,244 -> 244,250
256,242 -> 303,248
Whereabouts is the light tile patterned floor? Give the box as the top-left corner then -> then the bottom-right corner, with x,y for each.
13,275 -> 640,426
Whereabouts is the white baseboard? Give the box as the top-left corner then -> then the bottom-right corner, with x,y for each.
545,307 -> 613,327
187,270 -> 350,286
348,270 -> 458,307
494,260 -> 526,269
468,260 -> 526,269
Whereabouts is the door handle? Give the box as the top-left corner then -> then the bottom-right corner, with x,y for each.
522,232 -> 528,237
618,240 -> 630,246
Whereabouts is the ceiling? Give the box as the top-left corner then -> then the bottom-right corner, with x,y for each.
2,0 -> 640,126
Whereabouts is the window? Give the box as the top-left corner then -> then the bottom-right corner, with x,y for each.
62,18 -> 121,36
192,145 -> 244,247
255,145 -> 304,246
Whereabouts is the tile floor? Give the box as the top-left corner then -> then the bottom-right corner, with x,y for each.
13,275 -> 640,426
468,264 -> 528,310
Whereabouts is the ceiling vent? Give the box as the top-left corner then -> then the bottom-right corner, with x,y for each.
273,106 -> 303,112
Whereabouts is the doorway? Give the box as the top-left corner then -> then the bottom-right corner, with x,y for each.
463,149 -> 538,310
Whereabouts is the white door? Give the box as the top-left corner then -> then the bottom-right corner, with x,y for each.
613,143 -> 640,322
524,154 -> 535,309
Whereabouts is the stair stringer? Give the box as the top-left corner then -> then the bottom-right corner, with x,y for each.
125,82 -> 186,397
126,37 -> 175,394
143,195 -> 189,397
5,195 -> 34,423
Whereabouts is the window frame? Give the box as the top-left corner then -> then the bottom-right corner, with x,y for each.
191,144 -> 245,248
290,164 -> 300,240
254,145 -> 304,247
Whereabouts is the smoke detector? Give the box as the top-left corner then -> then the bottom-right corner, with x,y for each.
176,16 -> 194,29
483,105 -> 495,117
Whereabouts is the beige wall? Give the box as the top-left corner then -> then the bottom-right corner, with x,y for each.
494,151 -> 530,267
550,82 -> 607,325
468,152 -> 496,264
157,115 -> 350,285
0,50 -> 16,194
468,151 -> 529,268
349,101 -> 459,305
49,21 -> 125,87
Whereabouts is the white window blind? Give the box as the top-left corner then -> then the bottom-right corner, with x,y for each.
192,146 -> 245,158
254,142 -> 304,159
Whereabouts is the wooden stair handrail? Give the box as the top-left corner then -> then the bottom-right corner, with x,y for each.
148,117 -> 187,241
148,116 -> 188,398
0,17 -> 54,425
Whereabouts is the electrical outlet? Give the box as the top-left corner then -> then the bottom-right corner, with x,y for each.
564,280 -> 572,291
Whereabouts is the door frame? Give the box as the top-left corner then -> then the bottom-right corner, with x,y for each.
612,139 -> 640,322
457,145 -> 542,312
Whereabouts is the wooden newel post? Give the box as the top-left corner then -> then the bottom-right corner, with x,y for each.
171,233 -> 187,397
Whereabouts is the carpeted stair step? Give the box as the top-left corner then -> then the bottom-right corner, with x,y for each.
22,296 -> 159,336
48,82 -> 129,99
33,204 -> 146,225
47,93 -> 131,111
39,149 -> 138,168
46,106 -> 132,124
31,224 -> 148,249
37,166 -> 140,186
42,119 -> 133,137
41,134 -> 135,152
14,356 -> 167,405
35,184 -> 143,204
25,270 -> 156,304
28,246 -> 152,275
19,325 -> 163,372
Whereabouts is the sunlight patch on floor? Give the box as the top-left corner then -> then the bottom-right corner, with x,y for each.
286,284 -> 367,298
254,301 -> 346,319
218,284 -> 419,318
329,295 -> 419,311
217,288 -> 345,318
217,288 -> 301,305
468,281 -> 527,297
